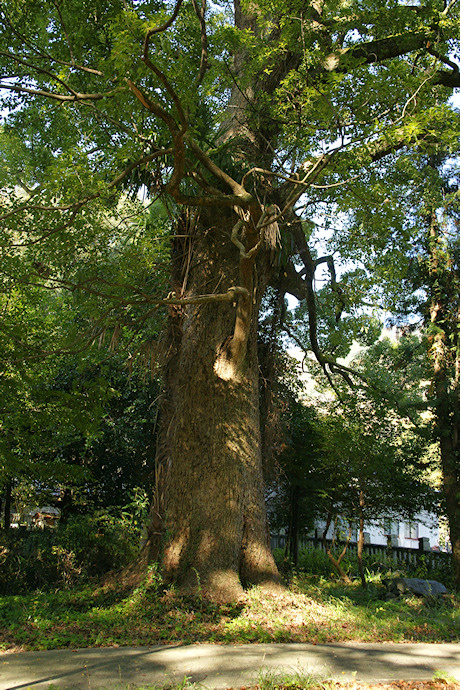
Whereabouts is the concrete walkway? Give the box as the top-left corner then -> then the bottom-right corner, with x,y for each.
0,643 -> 459,689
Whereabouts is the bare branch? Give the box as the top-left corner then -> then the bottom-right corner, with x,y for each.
25,274 -> 249,308
152,286 -> 250,306
442,0 -> 459,15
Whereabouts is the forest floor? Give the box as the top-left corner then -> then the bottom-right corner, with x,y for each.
0,570 -> 458,651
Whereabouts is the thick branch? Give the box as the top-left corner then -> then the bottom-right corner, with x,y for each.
151,286 -> 249,306
126,79 -> 179,134
321,30 -> 436,73
186,137 -> 251,200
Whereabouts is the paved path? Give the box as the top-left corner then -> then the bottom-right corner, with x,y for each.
0,643 -> 459,689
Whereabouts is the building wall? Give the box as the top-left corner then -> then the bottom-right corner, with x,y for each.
313,510 -> 440,550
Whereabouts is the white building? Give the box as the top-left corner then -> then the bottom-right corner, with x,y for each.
313,510 -> 440,551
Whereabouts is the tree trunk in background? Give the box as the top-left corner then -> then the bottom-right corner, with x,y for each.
357,492 -> 367,588
288,485 -> 300,567
427,209 -> 460,587
437,377 -> 460,586
3,481 -> 12,531
322,511 -> 352,584
145,208 -> 279,600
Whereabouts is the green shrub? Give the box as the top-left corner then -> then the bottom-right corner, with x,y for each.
0,511 -> 140,595
297,546 -> 336,577
274,543 -> 454,587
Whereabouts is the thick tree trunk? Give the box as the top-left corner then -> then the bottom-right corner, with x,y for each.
137,0 -> 285,602
145,207 -> 279,600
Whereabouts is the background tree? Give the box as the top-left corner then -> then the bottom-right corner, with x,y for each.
322,147 -> 460,583
266,400 -> 324,568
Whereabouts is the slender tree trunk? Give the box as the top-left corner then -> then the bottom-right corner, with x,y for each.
144,208 -> 279,600
357,492 -> 367,588
288,485 -> 300,567
3,481 -> 12,531
427,209 -> 460,587
322,509 -> 352,583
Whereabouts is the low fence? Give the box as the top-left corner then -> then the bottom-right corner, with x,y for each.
270,534 -> 450,570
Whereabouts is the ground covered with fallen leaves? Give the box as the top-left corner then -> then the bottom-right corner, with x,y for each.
0,568 -> 459,651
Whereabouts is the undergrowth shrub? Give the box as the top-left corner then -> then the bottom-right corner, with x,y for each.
274,544 -> 454,588
0,512 -> 140,595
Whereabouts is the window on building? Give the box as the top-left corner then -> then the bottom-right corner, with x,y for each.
384,519 -> 399,536
404,521 -> 418,539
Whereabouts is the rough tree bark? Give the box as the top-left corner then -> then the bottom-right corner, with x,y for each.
143,205 -> 279,600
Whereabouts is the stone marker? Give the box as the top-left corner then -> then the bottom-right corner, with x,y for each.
383,576 -> 447,599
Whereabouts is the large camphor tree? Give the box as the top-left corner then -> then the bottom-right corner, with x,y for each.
1,0 -> 459,598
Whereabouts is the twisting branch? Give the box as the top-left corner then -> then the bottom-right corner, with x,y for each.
143,0 -> 185,59
314,255 -> 346,322
426,45 -> 459,73
126,79 -> 179,134
186,137 -> 250,199
141,55 -> 187,129
191,0 -> 209,84
127,77 -> 190,206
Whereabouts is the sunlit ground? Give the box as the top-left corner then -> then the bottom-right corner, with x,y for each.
0,569 -> 458,652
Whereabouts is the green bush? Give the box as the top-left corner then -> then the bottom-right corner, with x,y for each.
0,512 -> 140,595
274,544 -> 454,587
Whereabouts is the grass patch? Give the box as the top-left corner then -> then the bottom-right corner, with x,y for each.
257,668 -> 334,689
0,567 -> 458,651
